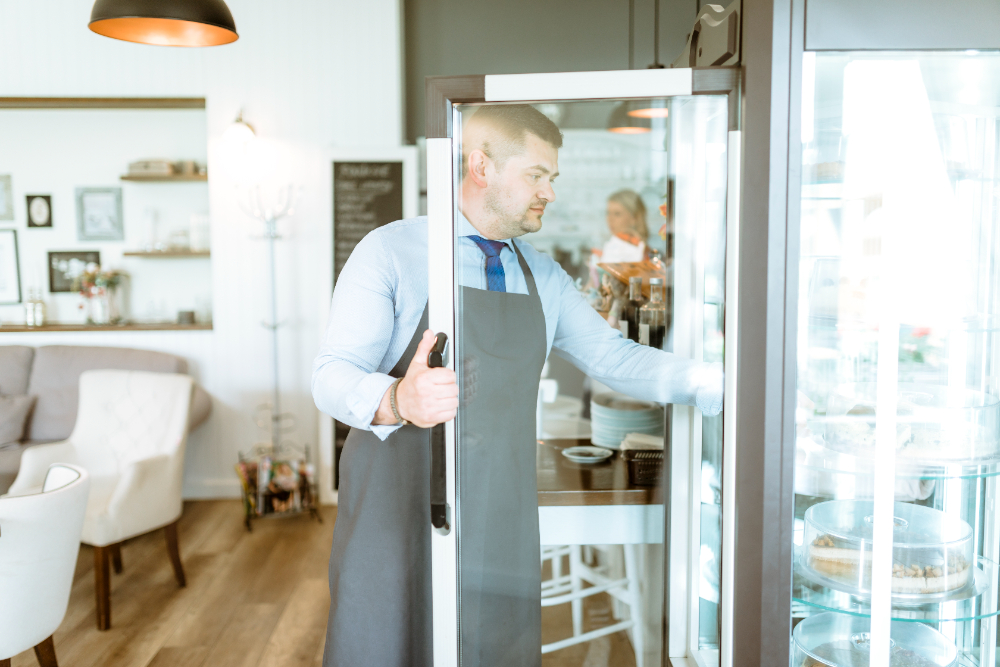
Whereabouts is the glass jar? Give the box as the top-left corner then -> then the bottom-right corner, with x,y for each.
639,277 -> 666,348
620,276 -> 645,342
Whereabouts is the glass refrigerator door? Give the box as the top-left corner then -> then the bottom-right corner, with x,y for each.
425,68 -> 740,667
794,52 -> 1000,667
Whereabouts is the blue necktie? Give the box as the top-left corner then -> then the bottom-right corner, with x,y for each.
468,235 -> 507,293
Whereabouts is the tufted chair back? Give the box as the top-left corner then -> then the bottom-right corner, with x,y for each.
71,370 -> 194,472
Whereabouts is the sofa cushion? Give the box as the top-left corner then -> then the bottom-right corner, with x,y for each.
0,395 -> 36,445
25,346 -> 187,441
0,346 -> 35,396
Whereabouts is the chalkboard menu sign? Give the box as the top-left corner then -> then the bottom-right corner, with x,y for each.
333,161 -> 404,288
331,160 -> 406,489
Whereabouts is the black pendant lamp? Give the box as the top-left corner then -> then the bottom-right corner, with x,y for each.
608,102 -> 652,134
89,0 -> 238,47
607,0 -> 651,134
609,0 -> 671,127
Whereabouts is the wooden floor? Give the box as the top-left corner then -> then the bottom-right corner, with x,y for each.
12,500 -> 336,667
12,499 -> 638,667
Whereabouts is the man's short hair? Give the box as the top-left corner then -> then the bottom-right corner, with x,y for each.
464,104 -> 563,171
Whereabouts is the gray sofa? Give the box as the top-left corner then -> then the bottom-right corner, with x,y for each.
0,345 -> 212,493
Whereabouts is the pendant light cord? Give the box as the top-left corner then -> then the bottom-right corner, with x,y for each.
628,0 -> 635,70
653,0 -> 661,67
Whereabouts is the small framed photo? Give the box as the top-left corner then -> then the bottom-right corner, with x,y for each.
76,187 -> 123,241
0,175 -> 13,221
0,230 -> 22,304
48,250 -> 100,293
26,195 -> 52,228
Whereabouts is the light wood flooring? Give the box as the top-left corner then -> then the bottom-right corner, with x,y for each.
12,500 -> 335,667
12,499 -> 638,667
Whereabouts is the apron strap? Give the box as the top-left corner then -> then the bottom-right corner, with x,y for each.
511,240 -> 539,298
388,301 -> 430,379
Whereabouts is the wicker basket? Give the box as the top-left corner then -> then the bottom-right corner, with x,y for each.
622,449 -> 664,486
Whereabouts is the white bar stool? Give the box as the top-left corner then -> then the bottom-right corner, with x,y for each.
540,544 -> 645,665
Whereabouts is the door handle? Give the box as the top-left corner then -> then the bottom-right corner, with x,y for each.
428,332 -> 451,533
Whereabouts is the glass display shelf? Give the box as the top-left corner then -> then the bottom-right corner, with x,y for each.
797,436 -> 1000,483
793,556 -> 1000,623
800,500 -> 975,603
793,612 -> 958,667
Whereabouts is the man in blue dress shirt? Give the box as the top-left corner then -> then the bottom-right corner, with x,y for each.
313,104 -> 722,667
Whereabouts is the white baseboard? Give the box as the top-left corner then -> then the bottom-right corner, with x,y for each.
183,477 -> 242,499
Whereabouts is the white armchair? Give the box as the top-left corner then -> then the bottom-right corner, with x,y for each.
0,464 -> 89,667
8,370 -> 194,631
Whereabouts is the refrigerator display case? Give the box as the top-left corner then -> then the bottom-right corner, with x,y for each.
424,68 -> 740,667
794,51 -> 1000,666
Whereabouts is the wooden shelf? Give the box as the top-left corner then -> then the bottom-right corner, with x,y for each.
120,174 -> 207,182
0,97 -> 205,110
123,250 -> 210,258
0,322 -> 213,332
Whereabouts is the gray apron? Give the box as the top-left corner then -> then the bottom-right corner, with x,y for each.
323,240 -> 546,667
323,304 -> 433,667
459,241 -> 547,667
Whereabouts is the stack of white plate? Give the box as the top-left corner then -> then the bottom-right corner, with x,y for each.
590,392 -> 664,448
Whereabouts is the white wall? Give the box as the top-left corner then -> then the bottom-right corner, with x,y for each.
0,0 -> 403,498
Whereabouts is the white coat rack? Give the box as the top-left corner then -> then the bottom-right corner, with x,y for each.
239,184 -> 299,450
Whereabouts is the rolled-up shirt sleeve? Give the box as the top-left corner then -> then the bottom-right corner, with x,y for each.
549,268 -> 724,415
311,232 -> 404,440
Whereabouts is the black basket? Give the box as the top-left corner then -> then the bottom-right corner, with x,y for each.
622,449 -> 664,486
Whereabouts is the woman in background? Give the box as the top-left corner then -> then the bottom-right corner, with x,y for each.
587,189 -> 649,288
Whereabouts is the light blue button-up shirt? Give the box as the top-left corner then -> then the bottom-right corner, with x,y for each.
312,215 -> 722,440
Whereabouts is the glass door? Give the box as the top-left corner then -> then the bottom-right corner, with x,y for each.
793,51 -> 1000,667
426,68 -> 740,667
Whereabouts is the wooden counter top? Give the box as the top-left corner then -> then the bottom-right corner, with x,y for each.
0,322 -> 213,332
536,439 -> 662,507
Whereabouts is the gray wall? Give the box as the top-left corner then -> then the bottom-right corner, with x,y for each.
404,0 -> 703,142
805,0 -> 1000,50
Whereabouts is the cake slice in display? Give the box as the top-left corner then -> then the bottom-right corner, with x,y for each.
800,499 -> 973,599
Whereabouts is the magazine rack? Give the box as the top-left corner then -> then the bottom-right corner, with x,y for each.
235,443 -> 321,531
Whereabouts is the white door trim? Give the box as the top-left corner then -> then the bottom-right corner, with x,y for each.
484,68 -> 693,102
720,129 -> 742,667
427,135 -> 459,667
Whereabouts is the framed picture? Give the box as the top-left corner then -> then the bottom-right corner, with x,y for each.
26,195 -> 52,228
48,250 -> 100,293
0,175 -> 13,221
75,187 -> 123,241
0,230 -> 22,304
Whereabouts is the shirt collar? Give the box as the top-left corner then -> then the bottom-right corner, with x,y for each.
458,213 -> 515,252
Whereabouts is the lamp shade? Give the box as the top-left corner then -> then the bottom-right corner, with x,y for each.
628,99 -> 669,119
89,0 -> 238,47
607,101 -> 651,134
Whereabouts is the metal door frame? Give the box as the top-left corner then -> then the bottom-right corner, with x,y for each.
425,67 -> 741,667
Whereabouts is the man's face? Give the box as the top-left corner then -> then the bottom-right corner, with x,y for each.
483,133 -> 559,238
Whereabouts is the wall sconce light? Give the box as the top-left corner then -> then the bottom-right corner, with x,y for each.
224,110 -> 256,144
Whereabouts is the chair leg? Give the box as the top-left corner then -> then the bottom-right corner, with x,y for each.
570,545 -> 584,637
33,635 -> 58,667
624,545 -> 644,667
164,520 -> 186,588
110,543 -> 123,574
93,546 -> 111,630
